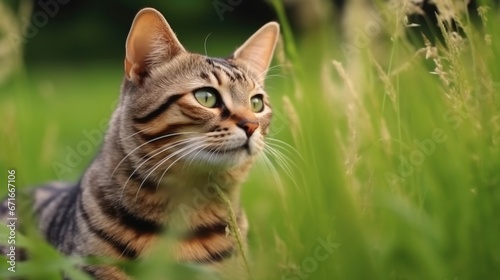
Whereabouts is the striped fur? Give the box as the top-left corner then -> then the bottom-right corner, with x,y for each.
0,8 -> 279,280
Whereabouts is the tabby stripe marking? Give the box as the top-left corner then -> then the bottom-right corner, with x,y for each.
134,93 -> 185,124
220,105 -> 231,120
207,57 -> 247,84
127,167 -> 160,193
78,197 -> 139,259
46,184 -> 80,247
195,247 -> 234,264
188,222 -> 228,240
34,185 -> 67,216
209,57 -> 238,71
211,70 -> 222,85
212,58 -> 245,82
138,122 -> 195,142
187,221 -> 236,263
83,267 -> 98,279
214,65 -> 236,82
200,72 -> 210,82
115,141 -> 160,193
94,186 -> 164,234
179,107 -> 206,122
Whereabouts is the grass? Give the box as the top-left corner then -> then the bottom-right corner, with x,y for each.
1,0 -> 500,279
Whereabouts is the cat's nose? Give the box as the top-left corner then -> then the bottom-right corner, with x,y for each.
237,119 -> 259,137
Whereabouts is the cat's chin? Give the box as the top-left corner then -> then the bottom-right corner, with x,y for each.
185,147 -> 257,170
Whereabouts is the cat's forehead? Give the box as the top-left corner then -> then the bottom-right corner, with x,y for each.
145,53 -> 265,103
202,57 -> 263,103
201,57 -> 260,87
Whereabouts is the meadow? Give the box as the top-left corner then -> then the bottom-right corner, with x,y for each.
1,0 -> 500,279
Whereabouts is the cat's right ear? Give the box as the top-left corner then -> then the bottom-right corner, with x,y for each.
125,8 -> 185,83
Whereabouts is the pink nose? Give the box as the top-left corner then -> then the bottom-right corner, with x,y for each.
237,119 -> 259,137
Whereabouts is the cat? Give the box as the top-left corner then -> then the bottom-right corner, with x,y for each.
0,7 -> 279,280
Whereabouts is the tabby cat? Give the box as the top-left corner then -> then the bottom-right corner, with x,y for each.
1,8 -> 279,279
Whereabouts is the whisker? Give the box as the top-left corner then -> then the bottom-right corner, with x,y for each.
138,138 -> 204,186
120,137 -> 202,201
264,145 -> 297,183
136,137 -> 204,196
256,63 -> 287,83
120,125 -> 154,141
265,140 -> 303,172
134,141 -> 203,200
262,74 -> 289,81
204,33 -> 212,57
266,137 -> 304,161
257,151 -> 285,195
110,131 -> 198,184
155,143 -> 211,191
208,144 -> 225,166
184,140 -> 213,169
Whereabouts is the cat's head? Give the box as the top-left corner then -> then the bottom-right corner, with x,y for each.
118,8 -> 279,173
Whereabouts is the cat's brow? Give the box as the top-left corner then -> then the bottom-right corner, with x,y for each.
199,72 -> 211,83
211,70 -> 222,85
205,57 -> 234,69
205,58 -> 247,83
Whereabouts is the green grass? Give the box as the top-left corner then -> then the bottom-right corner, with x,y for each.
2,1 -> 500,279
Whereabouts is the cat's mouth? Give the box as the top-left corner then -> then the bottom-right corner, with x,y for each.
208,143 -> 251,155
187,136 -> 262,168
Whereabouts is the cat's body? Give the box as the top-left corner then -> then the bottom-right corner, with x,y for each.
0,8 -> 279,279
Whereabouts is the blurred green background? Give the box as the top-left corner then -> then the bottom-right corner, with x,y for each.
2,0 -> 500,279
16,0 -> 279,62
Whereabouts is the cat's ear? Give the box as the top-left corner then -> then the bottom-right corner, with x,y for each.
233,22 -> 280,82
125,8 -> 185,83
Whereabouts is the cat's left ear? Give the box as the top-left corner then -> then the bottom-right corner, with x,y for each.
232,22 -> 280,82
125,8 -> 185,83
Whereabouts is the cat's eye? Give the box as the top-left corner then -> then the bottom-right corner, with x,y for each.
250,95 -> 265,113
194,88 -> 219,108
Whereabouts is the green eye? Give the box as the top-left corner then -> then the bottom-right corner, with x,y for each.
250,95 -> 265,113
194,88 -> 218,108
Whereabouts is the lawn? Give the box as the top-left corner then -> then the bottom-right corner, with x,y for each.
1,1 -> 500,279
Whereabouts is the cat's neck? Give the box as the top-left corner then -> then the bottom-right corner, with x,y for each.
83,122 -> 252,231
78,133 -> 251,261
